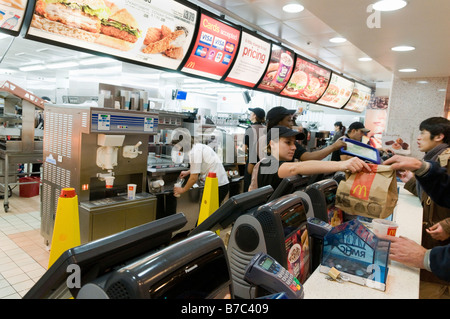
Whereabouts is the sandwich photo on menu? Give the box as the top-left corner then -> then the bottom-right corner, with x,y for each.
31,0 -> 141,51
95,8 -> 142,51
32,0 -> 111,42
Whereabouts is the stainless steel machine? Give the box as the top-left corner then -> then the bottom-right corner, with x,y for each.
41,104 -> 159,244
0,81 -> 44,212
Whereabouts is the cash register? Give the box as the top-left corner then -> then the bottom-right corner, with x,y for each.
227,191 -> 314,298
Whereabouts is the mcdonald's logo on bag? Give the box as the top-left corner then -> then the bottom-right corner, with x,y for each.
352,185 -> 367,198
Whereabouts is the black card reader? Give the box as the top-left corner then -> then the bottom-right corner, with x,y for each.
244,252 -> 304,299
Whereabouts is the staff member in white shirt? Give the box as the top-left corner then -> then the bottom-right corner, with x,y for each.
172,129 -> 229,205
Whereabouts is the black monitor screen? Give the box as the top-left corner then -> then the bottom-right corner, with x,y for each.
23,213 -> 187,299
268,175 -> 309,202
188,185 -> 273,236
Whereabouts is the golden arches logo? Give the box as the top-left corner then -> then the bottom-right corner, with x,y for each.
352,185 -> 367,198
186,61 -> 196,69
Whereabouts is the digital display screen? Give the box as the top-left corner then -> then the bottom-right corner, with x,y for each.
345,141 -> 379,162
181,13 -> 240,80
261,258 -> 273,270
280,203 -> 307,238
344,83 -> 372,112
0,0 -> 29,35
280,56 -> 331,102
317,73 -> 355,108
256,44 -> 294,94
224,30 -> 270,87
176,90 -> 187,100
27,0 -> 197,70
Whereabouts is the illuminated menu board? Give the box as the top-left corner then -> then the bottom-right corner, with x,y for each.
181,13 -> 240,80
0,0 -> 29,35
224,31 -> 270,87
316,73 -> 355,108
344,82 -> 372,112
256,44 -> 294,94
26,0 -> 197,70
281,56 -> 331,102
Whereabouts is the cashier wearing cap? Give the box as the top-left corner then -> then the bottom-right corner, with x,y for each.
331,121 -> 370,161
266,106 -> 346,162
243,107 -> 266,192
250,126 -> 371,191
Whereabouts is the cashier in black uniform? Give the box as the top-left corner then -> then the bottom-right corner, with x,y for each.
249,126 -> 371,191
331,121 -> 370,161
243,107 -> 266,192
266,106 -> 346,161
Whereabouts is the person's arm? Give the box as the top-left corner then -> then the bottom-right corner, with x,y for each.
300,139 -> 346,161
174,173 -> 199,196
278,156 -> 371,178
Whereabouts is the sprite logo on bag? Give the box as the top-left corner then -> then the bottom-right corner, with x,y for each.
350,165 -> 377,200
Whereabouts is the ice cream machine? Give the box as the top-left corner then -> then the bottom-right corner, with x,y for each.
41,105 -> 159,244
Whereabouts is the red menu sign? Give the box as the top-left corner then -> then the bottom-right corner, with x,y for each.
181,13 -> 240,80
281,57 -> 331,102
256,44 -> 294,94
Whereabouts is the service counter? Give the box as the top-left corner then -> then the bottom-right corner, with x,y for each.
303,184 -> 423,299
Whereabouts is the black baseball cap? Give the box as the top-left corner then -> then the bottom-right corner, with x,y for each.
266,106 -> 296,122
267,125 -> 305,144
248,107 -> 265,119
348,121 -> 370,133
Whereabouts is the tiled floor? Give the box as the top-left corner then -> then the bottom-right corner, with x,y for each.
0,190 -> 48,299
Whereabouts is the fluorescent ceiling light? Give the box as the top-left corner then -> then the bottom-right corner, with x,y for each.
391,45 -> 415,51
416,80 -> 428,84
373,0 -> 407,11
282,3 -> 304,13
79,57 -> 116,65
358,57 -> 373,62
329,37 -> 347,43
160,73 -> 186,79
19,64 -> 46,72
399,68 -> 417,72
46,61 -> 79,69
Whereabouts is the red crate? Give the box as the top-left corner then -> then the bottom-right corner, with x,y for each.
19,176 -> 40,197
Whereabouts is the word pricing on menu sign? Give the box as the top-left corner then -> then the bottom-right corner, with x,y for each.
224,31 -> 270,87
256,45 -> 294,94
181,13 -> 240,80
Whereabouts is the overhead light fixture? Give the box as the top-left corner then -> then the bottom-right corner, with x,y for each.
79,57 -> 116,65
19,64 -> 47,72
358,57 -> 373,62
282,3 -> 305,13
417,80 -> 428,84
373,0 -> 407,11
391,45 -> 415,51
399,68 -> 417,72
46,61 -> 79,69
329,37 -> 347,43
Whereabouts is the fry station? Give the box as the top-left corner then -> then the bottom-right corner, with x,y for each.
0,0 -> 448,304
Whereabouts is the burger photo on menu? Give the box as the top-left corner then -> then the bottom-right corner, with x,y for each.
95,8 -> 142,51
31,0 -> 111,42
282,70 -> 308,97
320,84 -> 339,102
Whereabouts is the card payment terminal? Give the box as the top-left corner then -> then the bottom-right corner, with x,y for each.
244,253 -> 304,299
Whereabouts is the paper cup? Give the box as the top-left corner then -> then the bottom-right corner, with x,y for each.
173,182 -> 182,197
127,184 -> 137,200
372,219 -> 398,236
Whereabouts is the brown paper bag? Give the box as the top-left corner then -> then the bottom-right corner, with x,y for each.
335,164 -> 398,219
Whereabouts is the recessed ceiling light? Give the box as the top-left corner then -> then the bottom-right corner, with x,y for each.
373,0 -> 407,11
399,68 -> 417,72
359,57 -> 373,62
417,80 -> 428,84
437,89 -> 446,92
329,37 -> 347,43
282,3 -> 305,13
391,45 -> 415,51
19,64 -> 47,72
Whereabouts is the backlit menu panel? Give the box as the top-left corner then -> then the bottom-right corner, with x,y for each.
316,73 -> 354,108
343,82 -> 372,112
0,0 -> 29,35
280,56 -> 331,102
224,31 -> 270,87
27,0 -> 197,70
181,13 -> 240,80
256,44 -> 294,94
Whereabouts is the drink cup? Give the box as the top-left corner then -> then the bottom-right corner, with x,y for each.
127,184 -> 137,200
276,52 -> 293,83
372,219 -> 398,236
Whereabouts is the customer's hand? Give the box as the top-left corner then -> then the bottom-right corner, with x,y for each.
427,223 -> 450,241
379,235 -> 426,269
383,155 -> 422,171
